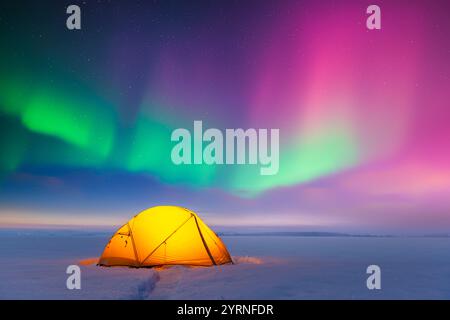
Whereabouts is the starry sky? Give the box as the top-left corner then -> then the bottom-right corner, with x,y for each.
0,0 -> 449,233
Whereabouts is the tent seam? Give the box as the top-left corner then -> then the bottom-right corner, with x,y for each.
193,216 -> 217,266
127,222 -> 140,266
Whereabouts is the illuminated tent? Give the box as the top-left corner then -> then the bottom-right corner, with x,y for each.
98,206 -> 233,267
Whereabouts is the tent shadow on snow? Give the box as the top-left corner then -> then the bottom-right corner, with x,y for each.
96,206 -> 234,268
79,256 -> 265,268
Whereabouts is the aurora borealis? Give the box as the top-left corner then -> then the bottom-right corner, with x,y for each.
0,0 -> 449,232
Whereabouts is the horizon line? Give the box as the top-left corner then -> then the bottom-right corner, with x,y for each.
0,222 -> 449,237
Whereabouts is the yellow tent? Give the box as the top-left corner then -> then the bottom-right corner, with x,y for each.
98,206 -> 233,267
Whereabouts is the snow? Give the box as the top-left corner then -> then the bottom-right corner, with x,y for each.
0,230 -> 449,299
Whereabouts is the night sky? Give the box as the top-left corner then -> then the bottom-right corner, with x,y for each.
1,0 -> 449,233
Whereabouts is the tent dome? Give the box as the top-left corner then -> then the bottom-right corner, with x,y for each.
98,206 -> 233,267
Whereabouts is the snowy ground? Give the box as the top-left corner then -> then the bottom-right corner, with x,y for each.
0,229 -> 449,299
